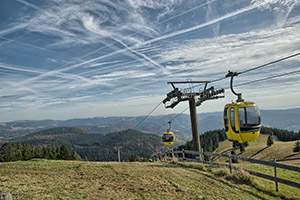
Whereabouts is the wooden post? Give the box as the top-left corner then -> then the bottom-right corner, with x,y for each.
201,148 -> 204,164
171,150 -> 174,161
229,153 -> 232,174
274,157 -> 279,192
0,192 -> 13,200
182,149 -> 185,161
117,147 -> 121,162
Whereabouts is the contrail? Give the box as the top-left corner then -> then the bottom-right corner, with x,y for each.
114,39 -> 165,71
142,2 -> 265,46
158,0 -> 217,24
9,1 -> 267,91
0,36 -> 55,53
0,24 -> 28,37
16,0 -> 45,12
0,63 -> 45,74
59,1 -> 265,72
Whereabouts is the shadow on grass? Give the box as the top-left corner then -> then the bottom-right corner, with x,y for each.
220,148 -> 234,154
186,166 -> 296,200
250,146 -> 269,158
283,153 -> 300,160
187,168 -> 269,200
151,162 -> 191,169
158,161 -> 299,200
153,162 -> 270,199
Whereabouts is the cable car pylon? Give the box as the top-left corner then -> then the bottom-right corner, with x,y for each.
163,80 -> 225,152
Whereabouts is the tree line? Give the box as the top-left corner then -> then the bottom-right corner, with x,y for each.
175,127 -> 300,155
261,127 -> 300,141
176,129 -> 226,152
0,143 -> 82,162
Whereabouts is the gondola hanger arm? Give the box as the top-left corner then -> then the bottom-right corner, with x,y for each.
167,121 -> 172,132
226,71 -> 243,102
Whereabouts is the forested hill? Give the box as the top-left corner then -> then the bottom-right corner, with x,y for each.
4,128 -> 164,161
1,108 -> 299,140
21,127 -> 89,137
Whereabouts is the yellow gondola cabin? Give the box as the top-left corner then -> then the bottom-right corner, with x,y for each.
162,131 -> 175,146
224,101 -> 261,143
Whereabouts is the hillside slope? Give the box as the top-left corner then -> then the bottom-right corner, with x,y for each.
0,160 -> 298,200
214,134 -> 300,164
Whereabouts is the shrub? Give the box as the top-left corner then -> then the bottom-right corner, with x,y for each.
214,168 -> 253,185
267,135 -> 274,147
226,170 -> 253,185
230,151 -> 238,163
129,154 -> 140,162
214,168 -> 230,177
293,141 -> 300,153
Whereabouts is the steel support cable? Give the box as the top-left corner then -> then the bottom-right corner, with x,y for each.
238,52 -> 300,75
152,107 -> 189,133
134,101 -> 163,129
234,68 -> 300,88
145,53 -> 300,132
183,52 -> 300,90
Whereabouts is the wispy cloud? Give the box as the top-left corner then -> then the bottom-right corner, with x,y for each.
158,25 -> 300,79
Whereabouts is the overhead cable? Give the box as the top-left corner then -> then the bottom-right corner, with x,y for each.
235,68 -> 300,87
238,52 -> 300,75
186,52 -> 300,90
154,67 -> 300,132
135,52 -> 300,131
153,107 -> 189,132
134,101 -> 163,129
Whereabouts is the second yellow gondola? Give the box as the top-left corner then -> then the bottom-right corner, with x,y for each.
162,131 -> 175,146
162,121 -> 175,146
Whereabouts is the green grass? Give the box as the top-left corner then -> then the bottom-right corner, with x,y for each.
215,134 -> 300,164
239,163 -> 300,198
0,159 -> 299,199
211,133 -> 300,199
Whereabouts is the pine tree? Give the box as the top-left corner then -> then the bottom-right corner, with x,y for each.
293,141 -> 300,153
34,146 -> 43,158
23,144 -> 33,160
0,143 -> 10,162
43,146 -> 51,159
267,135 -> 274,147
49,146 -> 58,160
56,145 -> 62,159
72,152 -> 82,160
59,145 -> 72,160
15,143 -> 23,161
10,143 -> 19,161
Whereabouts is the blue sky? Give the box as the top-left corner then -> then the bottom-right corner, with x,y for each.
0,0 -> 300,122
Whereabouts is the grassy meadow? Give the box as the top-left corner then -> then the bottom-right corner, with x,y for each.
214,134 -> 300,164
212,133 -> 300,199
0,159 -> 299,200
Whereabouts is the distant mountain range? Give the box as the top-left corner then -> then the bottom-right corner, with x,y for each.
1,108 -> 299,141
